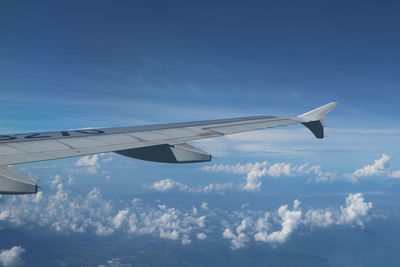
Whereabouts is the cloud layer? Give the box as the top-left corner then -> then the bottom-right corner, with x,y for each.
198,154 -> 400,189
0,175 -> 208,245
0,175 -> 373,251
201,161 -> 335,190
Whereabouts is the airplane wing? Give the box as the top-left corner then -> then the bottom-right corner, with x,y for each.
0,102 -> 337,194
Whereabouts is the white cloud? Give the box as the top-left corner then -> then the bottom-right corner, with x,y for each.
196,232 -> 207,240
242,168 -> 263,191
76,154 -> 99,167
201,161 -> 334,191
151,178 -> 234,193
0,175 -> 374,251
389,170 -> 400,179
201,161 -> 269,174
75,154 -> 100,174
130,204 -> 207,245
151,179 -> 184,191
151,154 -> 397,193
222,218 -> 252,249
225,193 -> 373,248
127,214 -> 138,233
51,174 -> 62,189
344,154 -> 400,182
113,209 -> 129,229
339,193 -> 373,226
132,198 -> 142,204
0,246 -> 25,267
201,155 -> 400,185
198,183 -> 236,193
304,209 -> 335,227
254,200 -> 302,245
94,222 -> 114,236
101,156 -> 113,162
223,228 -> 247,249
181,235 -> 192,245
0,178 -> 209,245
352,154 -> 390,177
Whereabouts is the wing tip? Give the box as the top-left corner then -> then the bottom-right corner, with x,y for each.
298,102 -> 338,139
298,102 -> 339,122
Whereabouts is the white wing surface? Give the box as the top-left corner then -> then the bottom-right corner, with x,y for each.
0,102 -> 337,194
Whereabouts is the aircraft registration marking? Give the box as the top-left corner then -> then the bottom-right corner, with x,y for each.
0,129 -> 106,142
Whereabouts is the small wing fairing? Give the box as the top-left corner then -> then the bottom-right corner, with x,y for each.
0,166 -> 37,194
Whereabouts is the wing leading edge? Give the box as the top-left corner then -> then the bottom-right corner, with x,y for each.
0,102 -> 338,194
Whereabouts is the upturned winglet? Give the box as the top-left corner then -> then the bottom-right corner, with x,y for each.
298,102 -> 338,139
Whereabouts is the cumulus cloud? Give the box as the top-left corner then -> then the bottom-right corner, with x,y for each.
253,200 -> 302,245
223,193 -> 372,249
153,154 -> 400,194
76,154 -> 99,167
113,209 -> 129,229
0,246 -> 25,267
196,232 -> 207,240
0,176 -> 209,246
352,154 -> 390,177
201,154 -> 400,185
304,209 -> 335,227
0,174 -> 373,250
345,154 -> 400,182
339,193 -> 373,226
151,179 -> 188,192
304,193 -> 373,228
222,218 -> 251,249
150,178 -> 235,194
201,161 -> 334,191
128,204 -> 207,245
75,154 -> 100,174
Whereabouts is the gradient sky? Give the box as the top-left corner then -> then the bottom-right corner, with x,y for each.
1,1 -> 400,266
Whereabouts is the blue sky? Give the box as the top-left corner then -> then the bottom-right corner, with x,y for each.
1,1 -> 400,266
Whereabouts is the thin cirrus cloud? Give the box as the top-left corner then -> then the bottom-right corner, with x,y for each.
193,127 -> 400,157
0,175 -> 372,251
